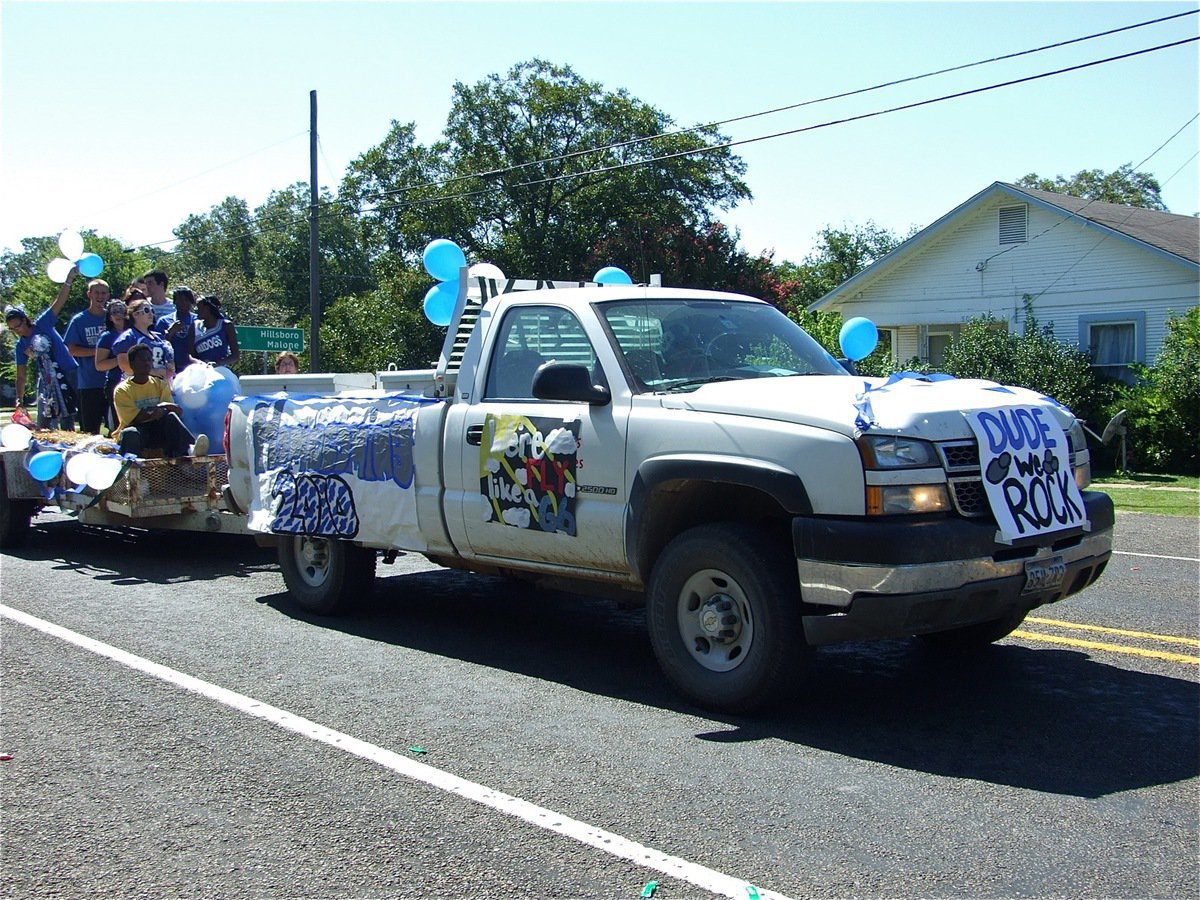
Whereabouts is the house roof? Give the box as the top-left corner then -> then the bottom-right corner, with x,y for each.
1007,184 -> 1199,264
811,181 -> 1200,309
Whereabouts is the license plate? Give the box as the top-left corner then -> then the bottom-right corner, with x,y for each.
1023,554 -> 1067,594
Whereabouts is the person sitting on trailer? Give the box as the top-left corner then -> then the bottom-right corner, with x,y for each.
113,343 -> 208,460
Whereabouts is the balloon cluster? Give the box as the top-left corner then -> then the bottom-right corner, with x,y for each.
173,363 -> 240,450
46,230 -> 104,283
839,317 -> 879,361
420,240 -> 508,327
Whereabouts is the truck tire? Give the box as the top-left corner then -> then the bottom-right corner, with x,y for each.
917,609 -> 1028,649
647,523 -> 804,713
278,535 -> 376,616
0,465 -> 35,549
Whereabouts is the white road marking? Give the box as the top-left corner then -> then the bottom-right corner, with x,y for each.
1113,550 -> 1199,562
1,604 -> 791,900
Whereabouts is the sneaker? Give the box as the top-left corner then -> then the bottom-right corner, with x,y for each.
192,434 -> 210,457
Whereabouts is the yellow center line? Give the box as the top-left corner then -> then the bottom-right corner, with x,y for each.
1025,617 -> 1200,647
1011,630 -> 1200,665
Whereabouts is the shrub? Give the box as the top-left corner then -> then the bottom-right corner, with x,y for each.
1106,308 -> 1199,474
940,308 -> 1111,428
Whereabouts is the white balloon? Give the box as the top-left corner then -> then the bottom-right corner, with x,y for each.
86,456 -> 124,491
46,257 -> 74,284
0,423 -> 32,450
58,230 -> 84,261
65,452 -> 95,485
468,262 -> 506,282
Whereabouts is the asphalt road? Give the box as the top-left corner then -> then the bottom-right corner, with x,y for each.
2,510 -> 1197,899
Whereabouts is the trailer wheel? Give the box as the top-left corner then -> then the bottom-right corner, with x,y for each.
647,523 -> 805,713
278,535 -> 376,616
917,610 -> 1028,649
0,465 -> 36,549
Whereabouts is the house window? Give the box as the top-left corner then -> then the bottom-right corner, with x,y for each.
928,332 -> 953,369
1080,312 -> 1145,383
998,205 -> 1027,244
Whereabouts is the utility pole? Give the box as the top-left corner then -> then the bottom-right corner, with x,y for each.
309,89 -> 321,371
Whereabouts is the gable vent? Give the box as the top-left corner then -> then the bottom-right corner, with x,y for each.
998,205 -> 1027,244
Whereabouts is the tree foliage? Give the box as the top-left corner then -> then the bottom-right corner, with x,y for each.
776,222 -> 908,313
1015,163 -> 1168,210
341,59 -> 751,282
1108,307 -> 1200,473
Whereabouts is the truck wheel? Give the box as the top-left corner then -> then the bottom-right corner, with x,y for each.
277,535 -> 376,616
0,466 -> 35,549
917,609 -> 1027,649
647,523 -> 804,713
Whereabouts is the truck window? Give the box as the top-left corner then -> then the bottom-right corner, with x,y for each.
484,306 -> 600,400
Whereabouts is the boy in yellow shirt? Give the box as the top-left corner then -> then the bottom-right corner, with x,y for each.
113,342 -> 208,459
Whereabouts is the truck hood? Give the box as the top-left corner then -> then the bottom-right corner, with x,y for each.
659,374 -> 1075,440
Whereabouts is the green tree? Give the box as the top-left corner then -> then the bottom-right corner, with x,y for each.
1015,163 -> 1167,210
340,59 -> 751,280
172,196 -> 258,278
317,263 -> 443,374
251,184 -> 375,319
777,222 -> 908,312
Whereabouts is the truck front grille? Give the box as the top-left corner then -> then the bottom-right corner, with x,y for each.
938,440 -> 988,518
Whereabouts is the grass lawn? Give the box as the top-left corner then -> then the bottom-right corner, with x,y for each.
1091,471 -> 1199,518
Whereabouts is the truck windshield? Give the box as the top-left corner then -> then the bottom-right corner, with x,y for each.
598,297 -> 847,391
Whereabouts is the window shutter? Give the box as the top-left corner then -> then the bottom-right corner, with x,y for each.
998,205 -> 1027,244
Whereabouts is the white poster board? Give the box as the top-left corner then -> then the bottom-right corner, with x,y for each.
965,405 -> 1088,543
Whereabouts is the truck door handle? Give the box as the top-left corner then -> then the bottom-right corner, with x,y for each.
466,424 -> 483,446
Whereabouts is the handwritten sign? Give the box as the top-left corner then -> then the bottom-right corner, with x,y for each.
481,413 -> 579,535
966,405 -> 1088,543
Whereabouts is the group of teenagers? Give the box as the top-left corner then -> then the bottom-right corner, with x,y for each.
4,266 -> 250,460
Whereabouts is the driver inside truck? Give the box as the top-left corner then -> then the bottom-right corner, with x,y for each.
113,342 -> 208,460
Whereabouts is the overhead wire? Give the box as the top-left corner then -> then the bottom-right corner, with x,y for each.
123,26 -> 1198,255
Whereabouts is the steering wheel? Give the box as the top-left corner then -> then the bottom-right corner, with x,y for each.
705,332 -> 745,368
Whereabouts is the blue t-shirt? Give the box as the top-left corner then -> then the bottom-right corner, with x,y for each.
154,311 -> 196,372
64,308 -> 108,390
112,328 -> 175,375
192,317 -> 234,363
15,307 -> 79,383
96,329 -> 124,390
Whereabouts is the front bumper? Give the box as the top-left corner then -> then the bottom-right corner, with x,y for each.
794,491 -> 1114,646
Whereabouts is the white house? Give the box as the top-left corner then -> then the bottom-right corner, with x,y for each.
810,182 -> 1199,379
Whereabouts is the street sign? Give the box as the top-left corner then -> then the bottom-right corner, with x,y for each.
236,326 -> 305,353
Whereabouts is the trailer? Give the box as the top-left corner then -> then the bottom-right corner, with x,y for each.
0,443 -> 253,548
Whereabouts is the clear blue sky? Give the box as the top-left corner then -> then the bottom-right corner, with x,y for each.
2,1 -> 1196,271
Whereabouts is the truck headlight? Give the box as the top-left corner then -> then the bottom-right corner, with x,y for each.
866,484 -> 951,515
857,434 -> 939,469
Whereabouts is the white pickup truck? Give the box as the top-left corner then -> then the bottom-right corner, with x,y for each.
225,275 -> 1114,712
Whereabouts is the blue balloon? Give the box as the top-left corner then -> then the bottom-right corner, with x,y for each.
423,239 -> 467,282
423,281 -> 458,327
27,449 -> 64,481
593,266 -> 633,285
77,253 -> 104,278
839,317 -> 879,361
174,366 -> 239,453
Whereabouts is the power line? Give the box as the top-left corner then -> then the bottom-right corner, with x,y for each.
128,31 -> 1198,255
345,9 -> 1199,208
351,37 -> 1198,221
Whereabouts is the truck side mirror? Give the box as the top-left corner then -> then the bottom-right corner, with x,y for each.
532,362 -> 611,406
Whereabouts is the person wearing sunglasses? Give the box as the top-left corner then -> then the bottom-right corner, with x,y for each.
113,298 -> 175,383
